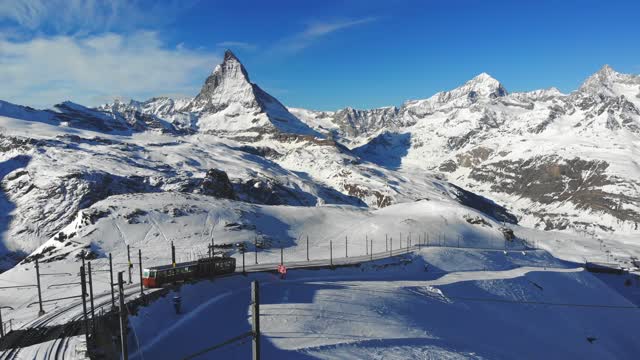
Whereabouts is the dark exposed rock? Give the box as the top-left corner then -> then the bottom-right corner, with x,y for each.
469,155 -> 640,230
124,209 -> 148,224
447,130 -> 478,150
439,160 -> 458,172
450,184 -> 517,224
456,147 -> 493,168
463,214 -> 492,227
200,169 -> 236,199
235,178 -> 312,206
236,145 -> 282,158
499,226 -> 515,241
343,183 -> 393,208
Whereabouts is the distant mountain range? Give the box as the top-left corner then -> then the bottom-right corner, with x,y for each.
1,49 -> 638,267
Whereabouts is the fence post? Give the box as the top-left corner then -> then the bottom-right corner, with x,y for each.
109,253 -> 115,308
35,258 -> 45,316
172,241 -> 176,267
138,249 -> 144,297
127,244 -> 132,284
88,261 -> 95,333
80,266 -> 89,345
330,241 -> 333,267
251,281 -> 260,360
118,272 -> 128,360
370,239 -> 373,261
345,236 -> 348,258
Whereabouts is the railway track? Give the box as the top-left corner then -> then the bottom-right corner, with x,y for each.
0,284 -> 140,360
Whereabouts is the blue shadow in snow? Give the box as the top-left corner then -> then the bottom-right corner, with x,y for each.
353,132 -> 411,170
0,155 -> 31,267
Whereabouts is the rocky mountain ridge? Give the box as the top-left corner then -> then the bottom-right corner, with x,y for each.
1,52 -> 639,268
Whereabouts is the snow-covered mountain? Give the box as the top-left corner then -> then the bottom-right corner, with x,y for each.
295,65 -> 640,234
1,50 -> 638,270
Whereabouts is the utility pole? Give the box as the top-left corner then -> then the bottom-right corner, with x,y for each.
251,281 -> 261,360
109,253 -> 115,308
35,258 -> 45,316
138,249 -> 143,297
88,262 -> 95,333
80,266 -> 89,346
280,247 -> 283,266
118,272 -> 128,360
255,236 -> 258,265
306,235 -> 309,261
171,241 -> 176,267
127,245 -> 132,284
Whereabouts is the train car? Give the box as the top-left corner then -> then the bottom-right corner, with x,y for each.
142,256 -> 236,288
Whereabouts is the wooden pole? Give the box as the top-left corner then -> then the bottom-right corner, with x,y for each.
370,239 -> 373,261
330,241 -> 333,266
80,266 -> 89,345
109,253 -> 115,308
118,272 -> 128,360
254,236 -> 258,265
88,261 -> 95,332
127,244 -> 132,284
138,249 -> 143,296
35,258 -> 45,316
345,236 -> 348,258
251,281 -> 261,360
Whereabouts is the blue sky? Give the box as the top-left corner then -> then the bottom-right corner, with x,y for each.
1,0 -> 639,110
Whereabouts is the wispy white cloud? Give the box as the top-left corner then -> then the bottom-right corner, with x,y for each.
0,0 -> 197,36
216,41 -> 257,52
271,17 -> 378,54
0,31 -> 219,107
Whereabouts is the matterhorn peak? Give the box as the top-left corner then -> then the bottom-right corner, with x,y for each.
187,49 -> 256,112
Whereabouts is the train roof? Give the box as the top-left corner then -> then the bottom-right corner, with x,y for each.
144,256 -> 235,272
146,261 -> 198,272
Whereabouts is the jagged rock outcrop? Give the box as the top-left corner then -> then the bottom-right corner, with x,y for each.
200,169 -> 236,199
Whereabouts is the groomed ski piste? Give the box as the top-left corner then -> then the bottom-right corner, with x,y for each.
0,192 -> 639,359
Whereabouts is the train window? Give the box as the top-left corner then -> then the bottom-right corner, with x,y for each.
150,270 -> 157,278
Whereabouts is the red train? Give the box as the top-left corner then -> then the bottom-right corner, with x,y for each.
142,256 -> 236,288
